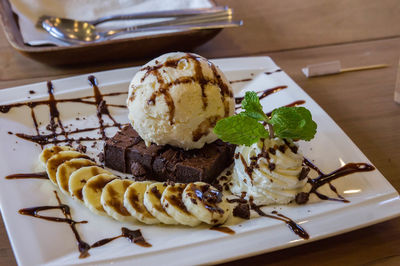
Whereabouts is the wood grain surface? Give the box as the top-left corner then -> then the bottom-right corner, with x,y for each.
0,0 -> 399,265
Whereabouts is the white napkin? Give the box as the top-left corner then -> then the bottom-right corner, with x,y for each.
9,0 -> 213,46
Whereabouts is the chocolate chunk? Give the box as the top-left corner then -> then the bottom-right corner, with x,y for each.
131,162 -> 147,177
0,105 -> 11,113
214,183 -> 223,192
201,187 -> 222,204
223,182 -> 230,191
278,145 -> 286,153
268,147 -> 276,155
219,175 -> 228,181
295,192 -> 310,204
268,163 -> 276,171
46,123 -> 58,131
298,167 -> 310,180
77,144 -> 87,153
150,186 -> 162,199
104,125 -> 235,183
233,203 -> 250,219
98,152 -> 105,163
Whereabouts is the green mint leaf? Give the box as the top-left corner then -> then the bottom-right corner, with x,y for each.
241,91 -> 268,121
269,106 -> 317,141
213,113 -> 269,146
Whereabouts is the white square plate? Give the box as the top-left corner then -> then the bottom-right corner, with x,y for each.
0,57 -> 399,266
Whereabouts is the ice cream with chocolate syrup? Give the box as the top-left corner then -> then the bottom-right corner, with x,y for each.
230,138 -> 309,205
127,52 -> 235,150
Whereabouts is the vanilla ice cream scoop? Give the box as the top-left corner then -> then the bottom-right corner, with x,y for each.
230,138 -> 309,205
127,52 -> 235,150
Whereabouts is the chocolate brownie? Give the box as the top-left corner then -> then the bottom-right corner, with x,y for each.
104,125 -> 235,183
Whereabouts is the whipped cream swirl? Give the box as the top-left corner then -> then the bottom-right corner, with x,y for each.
230,138 -> 308,205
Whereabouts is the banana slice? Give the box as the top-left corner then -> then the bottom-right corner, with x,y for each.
124,181 -> 159,225
82,173 -> 117,216
101,179 -> 136,223
161,183 -> 201,227
182,182 -> 230,225
56,158 -> 96,195
46,151 -> 89,185
69,166 -> 111,202
144,182 -> 178,225
39,146 -> 75,165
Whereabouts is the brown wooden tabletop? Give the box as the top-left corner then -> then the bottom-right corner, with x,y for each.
1,0 -> 399,265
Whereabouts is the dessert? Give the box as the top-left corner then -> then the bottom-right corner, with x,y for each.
127,52 -> 235,150
214,91 -> 317,205
104,125 -> 235,183
230,138 -> 308,205
0,53 -> 379,261
39,146 -> 231,226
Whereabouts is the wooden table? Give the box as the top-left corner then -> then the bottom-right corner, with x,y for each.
1,0 -> 399,265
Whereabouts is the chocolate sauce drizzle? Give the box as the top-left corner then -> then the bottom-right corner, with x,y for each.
19,191 -> 91,258
18,191 -> 151,259
91,227 -> 151,248
229,78 -> 253,84
5,172 -> 48,179
0,76 -> 126,148
234,86 -> 297,112
296,159 -> 376,204
209,225 -> 235,235
251,204 -> 309,239
265,100 -> 306,117
265,69 -> 282,75
235,85 -> 288,105
229,68 -> 282,84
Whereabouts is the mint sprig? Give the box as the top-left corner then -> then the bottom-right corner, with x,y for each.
213,113 -> 269,146
270,106 -> 317,141
213,91 -> 317,145
241,91 -> 268,121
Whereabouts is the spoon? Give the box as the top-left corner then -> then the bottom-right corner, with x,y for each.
41,9 -> 240,44
38,6 -> 229,27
